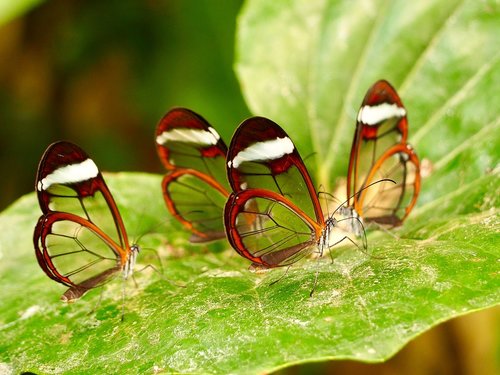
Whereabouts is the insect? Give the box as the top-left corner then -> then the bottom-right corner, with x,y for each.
342,80 -> 421,234
34,141 -> 139,302
224,117 -> 365,274
155,108 -> 230,242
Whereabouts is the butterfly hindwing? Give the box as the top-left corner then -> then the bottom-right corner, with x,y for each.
355,143 -> 420,225
161,169 -> 228,242
155,108 -> 230,242
224,189 -> 322,267
34,212 -> 123,300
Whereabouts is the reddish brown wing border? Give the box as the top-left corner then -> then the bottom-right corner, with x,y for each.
346,80 -> 421,225
155,107 -> 227,171
34,141 -> 131,290
155,108 -> 230,241
226,116 -> 324,225
162,168 -> 229,241
35,141 -> 130,251
346,80 -> 409,205
34,211 -> 126,288
355,143 -> 421,224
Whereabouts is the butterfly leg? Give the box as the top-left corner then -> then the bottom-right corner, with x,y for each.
121,276 -> 127,322
269,265 -> 291,287
87,288 -> 105,317
134,264 -> 186,288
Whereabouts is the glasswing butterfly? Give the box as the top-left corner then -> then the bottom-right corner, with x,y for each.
224,117 -> 365,273
34,141 -> 139,302
155,108 -> 230,242
341,80 -> 421,235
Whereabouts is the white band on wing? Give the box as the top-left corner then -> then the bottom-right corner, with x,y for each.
38,158 -> 99,191
229,137 -> 294,168
156,127 -> 220,146
357,103 -> 406,125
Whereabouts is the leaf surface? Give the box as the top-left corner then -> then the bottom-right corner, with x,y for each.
1,0 -> 500,373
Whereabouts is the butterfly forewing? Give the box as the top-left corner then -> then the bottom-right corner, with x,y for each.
348,80 -> 408,199
36,142 -> 127,248
155,108 -> 228,172
227,117 -> 322,224
34,141 -> 131,300
347,80 -> 420,226
155,108 -> 230,241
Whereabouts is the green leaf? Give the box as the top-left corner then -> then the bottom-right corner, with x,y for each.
0,0 -> 45,26
0,172 -> 498,374
236,0 -> 500,189
1,1 -> 499,374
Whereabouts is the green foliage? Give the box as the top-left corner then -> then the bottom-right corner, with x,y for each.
0,0 -> 44,25
1,0 -> 499,374
0,172 -> 498,374
236,0 -> 500,190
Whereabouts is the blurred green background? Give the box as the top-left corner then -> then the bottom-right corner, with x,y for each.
0,1 -> 497,374
0,0 -> 250,211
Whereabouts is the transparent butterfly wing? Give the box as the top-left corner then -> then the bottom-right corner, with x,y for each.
347,80 -> 420,226
155,108 -> 229,241
34,141 -> 130,300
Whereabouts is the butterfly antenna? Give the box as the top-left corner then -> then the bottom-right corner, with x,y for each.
317,185 -> 332,218
132,217 -> 170,245
317,190 -> 343,207
331,178 -> 396,217
134,263 -> 186,289
302,151 -> 317,164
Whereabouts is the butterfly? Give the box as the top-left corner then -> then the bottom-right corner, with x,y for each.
341,80 -> 421,235
224,117 -> 365,272
155,108 -> 230,242
34,141 -> 139,302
